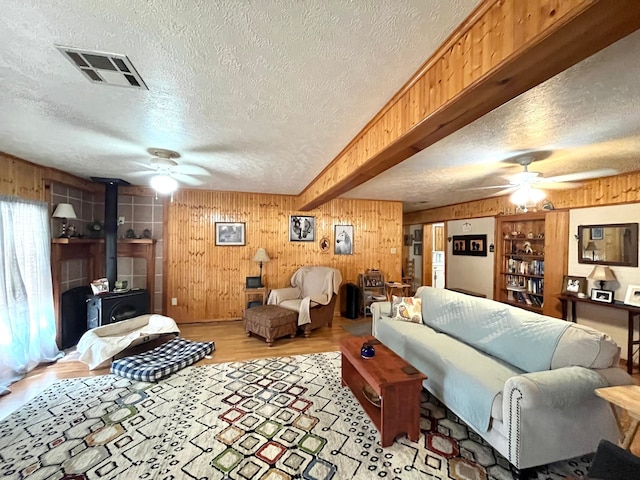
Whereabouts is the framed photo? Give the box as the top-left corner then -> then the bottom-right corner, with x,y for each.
334,225 -> 353,254
289,215 -> 315,242
414,229 -> 423,242
452,234 -> 487,256
319,237 -> 330,252
590,227 -> 604,240
623,284 -> 640,307
590,288 -> 614,304
215,222 -> 245,246
562,275 -> 588,296
403,234 -> 413,246
414,243 -> 422,256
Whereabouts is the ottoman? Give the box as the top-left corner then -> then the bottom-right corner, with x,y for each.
244,305 -> 298,346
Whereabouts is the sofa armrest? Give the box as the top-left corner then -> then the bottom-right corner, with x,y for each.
503,366 -> 631,413
370,301 -> 392,336
267,287 -> 301,305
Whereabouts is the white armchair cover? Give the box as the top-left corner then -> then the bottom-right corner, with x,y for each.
268,266 -> 342,326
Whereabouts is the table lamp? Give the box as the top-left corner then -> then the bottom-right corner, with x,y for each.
588,265 -> 616,289
52,203 -> 77,238
252,248 -> 270,287
584,241 -> 598,261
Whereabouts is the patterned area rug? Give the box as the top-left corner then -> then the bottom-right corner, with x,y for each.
0,352 -> 592,480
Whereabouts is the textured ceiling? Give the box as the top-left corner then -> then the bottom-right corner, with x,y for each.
2,1 -> 638,212
0,0 -> 478,195
346,29 -> 640,211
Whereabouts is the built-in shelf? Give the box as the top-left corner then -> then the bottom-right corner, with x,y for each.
494,212 -> 568,318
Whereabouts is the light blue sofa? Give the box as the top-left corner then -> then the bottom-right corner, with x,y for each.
371,287 -> 634,472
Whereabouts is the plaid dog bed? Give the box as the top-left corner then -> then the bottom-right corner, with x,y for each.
110,337 -> 215,382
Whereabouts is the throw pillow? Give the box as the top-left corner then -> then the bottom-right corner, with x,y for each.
391,296 -> 422,323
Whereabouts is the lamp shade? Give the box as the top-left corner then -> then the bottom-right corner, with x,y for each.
585,241 -> 598,252
150,174 -> 178,194
588,265 -> 616,282
52,203 -> 77,219
252,248 -> 271,263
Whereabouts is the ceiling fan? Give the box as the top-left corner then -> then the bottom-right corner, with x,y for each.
465,155 -> 617,212
130,148 -> 211,194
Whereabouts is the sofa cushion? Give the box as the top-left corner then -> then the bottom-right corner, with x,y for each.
552,322 -> 620,369
391,295 -> 422,323
416,287 -> 568,372
375,317 -> 521,432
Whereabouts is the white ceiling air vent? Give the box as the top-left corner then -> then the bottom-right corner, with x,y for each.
56,46 -> 148,90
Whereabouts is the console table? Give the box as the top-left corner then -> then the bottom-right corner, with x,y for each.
558,294 -> 640,374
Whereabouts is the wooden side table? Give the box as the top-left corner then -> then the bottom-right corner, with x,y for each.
558,295 -> 640,374
340,336 -> 426,447
385,282 -> 411,301
595,385 -> 640,449
243,287 -> 267,315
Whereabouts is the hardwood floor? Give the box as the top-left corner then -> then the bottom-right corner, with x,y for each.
0,316 -> 367,421
2,315 -> 639,456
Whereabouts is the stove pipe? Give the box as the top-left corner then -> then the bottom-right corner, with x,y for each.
104,182 -> 118,290
91,177 -> 130,291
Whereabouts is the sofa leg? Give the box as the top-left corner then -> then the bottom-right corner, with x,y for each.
511,467 -> 531,480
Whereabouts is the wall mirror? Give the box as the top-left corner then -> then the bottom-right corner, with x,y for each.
577,223 -> 638,267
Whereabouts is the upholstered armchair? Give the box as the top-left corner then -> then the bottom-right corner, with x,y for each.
267,266 -> 342,336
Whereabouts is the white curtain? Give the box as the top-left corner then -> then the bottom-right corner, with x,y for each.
0,196 -> 61,395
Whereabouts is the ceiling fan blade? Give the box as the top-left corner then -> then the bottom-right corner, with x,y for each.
173,173 -> 204,186
127,171 -> 152,178
536,181 -> 583,190
462,184 -> 513,191
174,164 -> 211,177
544,169 -> 618,184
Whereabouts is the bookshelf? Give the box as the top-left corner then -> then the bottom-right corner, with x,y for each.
494,211 -> 568,318
359,271 -> 386,317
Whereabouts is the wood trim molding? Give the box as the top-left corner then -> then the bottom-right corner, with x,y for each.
298,0 -> 640,211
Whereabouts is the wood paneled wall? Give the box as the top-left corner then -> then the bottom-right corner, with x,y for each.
404,171 -> 640,225
0,153 -> 45,201
298,0 -> 640,210
164,190 -> 403,322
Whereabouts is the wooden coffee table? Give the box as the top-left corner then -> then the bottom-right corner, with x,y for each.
340,336 -> 426,447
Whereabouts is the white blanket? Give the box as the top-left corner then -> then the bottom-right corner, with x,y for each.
77,314 -> 180,370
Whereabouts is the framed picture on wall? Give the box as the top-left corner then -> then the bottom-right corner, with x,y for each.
413,243 -> 422,256
289,215 -> 315,242
414,229 -> 423,242
215,222 -> 245,246
334,225 -> 353,254
452,234 -> 487,256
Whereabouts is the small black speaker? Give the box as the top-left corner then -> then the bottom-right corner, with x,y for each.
341,282 -> 359,319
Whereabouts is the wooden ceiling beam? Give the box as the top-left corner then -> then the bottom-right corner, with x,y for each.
297,0 -> 640,211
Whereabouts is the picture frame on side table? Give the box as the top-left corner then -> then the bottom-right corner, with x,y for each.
590,288 -> 614,304
561,275 -> 588,296
215,222 -> 245,246
289,215 -> 315,242
623,284 -> 640,307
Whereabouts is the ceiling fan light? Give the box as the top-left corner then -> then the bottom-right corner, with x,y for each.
150,174 -> 178,194
510,184 -> 546,207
